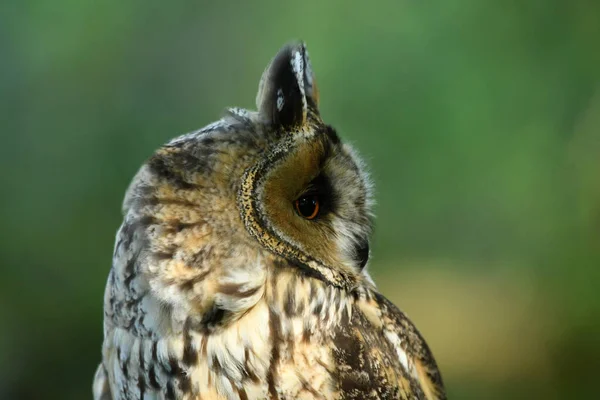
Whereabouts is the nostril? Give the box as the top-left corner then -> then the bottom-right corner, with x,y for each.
355,240 -> 370,270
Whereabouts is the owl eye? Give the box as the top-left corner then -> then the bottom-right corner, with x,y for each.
295,195 -> 320,220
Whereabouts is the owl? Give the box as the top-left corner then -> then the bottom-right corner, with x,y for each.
93,42 -> 446,400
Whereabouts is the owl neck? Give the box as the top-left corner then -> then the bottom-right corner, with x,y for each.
183,256 -> 359,337
266,264 -> 352,320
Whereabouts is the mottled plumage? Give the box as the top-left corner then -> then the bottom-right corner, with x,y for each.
94,42 -> 446,400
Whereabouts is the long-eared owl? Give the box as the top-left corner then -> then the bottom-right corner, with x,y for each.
94,42 -> 446,400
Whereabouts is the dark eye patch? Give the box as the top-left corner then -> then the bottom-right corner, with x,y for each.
299,173 -> 336,216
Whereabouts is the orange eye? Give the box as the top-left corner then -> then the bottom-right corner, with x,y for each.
295,195 -> 320,220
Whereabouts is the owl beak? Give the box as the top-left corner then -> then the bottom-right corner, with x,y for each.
355,240 -> 370,270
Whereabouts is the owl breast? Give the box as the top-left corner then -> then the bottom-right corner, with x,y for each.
102,260 -> 427,400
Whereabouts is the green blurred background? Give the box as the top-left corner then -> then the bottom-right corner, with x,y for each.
2,1 -> 600,398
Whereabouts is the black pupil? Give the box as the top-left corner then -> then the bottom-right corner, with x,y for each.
297,196 -> 318,217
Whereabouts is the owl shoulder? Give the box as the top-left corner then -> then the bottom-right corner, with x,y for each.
330,288 -> 446,399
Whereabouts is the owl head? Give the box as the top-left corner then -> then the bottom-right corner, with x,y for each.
119,43 -> 374,331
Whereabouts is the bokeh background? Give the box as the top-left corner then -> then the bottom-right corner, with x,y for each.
2,1 -> 600,398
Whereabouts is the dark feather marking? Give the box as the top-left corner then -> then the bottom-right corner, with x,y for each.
165,356 -> 190,399
211,354 -> 223,374
297,373 -> 324,399
153,249 -> 175,261
296,294 -> 305,315
182,317 -> 198,366
168,357 -> 180,376
273,256 -> 326,284
309,279 -> 318,299
165,381 -> 176,400
117,347 -> 129,379
137,373 -> 146,399
312,298 -> 323,316
283,280 -> 297,317
178,370 -> 192,396
147,153 -> 199,190
151,341 -> 158,361
144,197 -> 199,208
197,303 -> 228,333
119,216 -> 156,258
324,125 -> 341,144
267,309 -> 282,399
123,254 -> 138,289
219,283 -> 261,298
121,217 -> 155,289
302,321 -> 312,343
243,348 -> 260,383
138,340 -> 146,386
179,269 -> 211,291
237,387 -> 249,400
148,364 -> 160,389
174,221 -> 204,232
189,246 -> 214,267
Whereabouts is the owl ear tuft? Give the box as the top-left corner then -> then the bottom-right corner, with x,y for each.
256,42 -> 320,128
